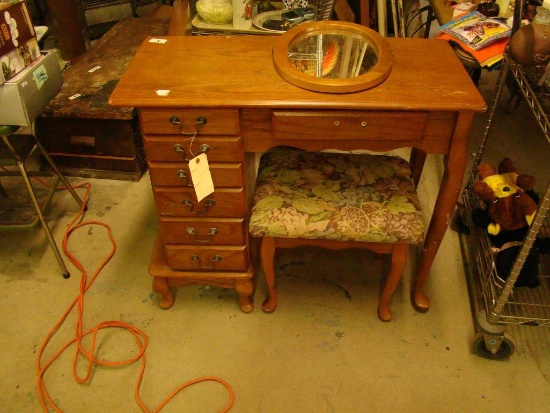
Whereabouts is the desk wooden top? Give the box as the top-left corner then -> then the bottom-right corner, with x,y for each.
109,35 -> 486,113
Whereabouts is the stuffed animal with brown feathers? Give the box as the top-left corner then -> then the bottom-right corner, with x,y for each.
471,158 -> 540,288
472,158 -> 538,236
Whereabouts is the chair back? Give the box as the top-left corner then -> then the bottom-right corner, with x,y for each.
405,4 -> 436,38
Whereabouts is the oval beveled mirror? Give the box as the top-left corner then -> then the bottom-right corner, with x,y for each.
272,21 -> 394,93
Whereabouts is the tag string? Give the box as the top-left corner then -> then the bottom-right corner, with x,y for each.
188,131 -> 197,159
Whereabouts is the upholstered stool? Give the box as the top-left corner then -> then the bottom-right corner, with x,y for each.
249,147 -> 424,321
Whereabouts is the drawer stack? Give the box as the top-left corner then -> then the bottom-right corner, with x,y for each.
140,107 -> 254,311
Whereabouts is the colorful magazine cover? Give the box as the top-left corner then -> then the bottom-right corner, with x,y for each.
440,11 -> 511,50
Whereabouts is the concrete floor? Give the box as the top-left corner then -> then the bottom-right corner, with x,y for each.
2,50 -> 550,412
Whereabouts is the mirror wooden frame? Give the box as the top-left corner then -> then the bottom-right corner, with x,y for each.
272,21 -> 394,93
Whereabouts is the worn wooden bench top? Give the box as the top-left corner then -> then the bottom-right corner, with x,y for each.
42,17 -> 169,121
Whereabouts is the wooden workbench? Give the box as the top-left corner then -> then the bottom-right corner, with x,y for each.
36,17 -> 169,181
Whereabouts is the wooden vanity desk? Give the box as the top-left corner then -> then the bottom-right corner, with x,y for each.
109,33 -> 486,313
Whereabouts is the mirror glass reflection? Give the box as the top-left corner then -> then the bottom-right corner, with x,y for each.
287,32 -> 379,78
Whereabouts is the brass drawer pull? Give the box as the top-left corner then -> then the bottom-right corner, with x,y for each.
176,170 -> 193,187
186,227 -> 218,242
173,143 -> 210,162
169,115 -> 207,136
191,254 -> 222,269
334,121 -> 368,127
182,198 -> 216,214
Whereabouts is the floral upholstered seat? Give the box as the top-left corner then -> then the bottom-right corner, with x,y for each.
249,147 -> 425,321
249,148 -> 424,244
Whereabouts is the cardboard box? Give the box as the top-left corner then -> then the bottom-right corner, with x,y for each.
0,50 -> 63,125
0,0 -> 40,84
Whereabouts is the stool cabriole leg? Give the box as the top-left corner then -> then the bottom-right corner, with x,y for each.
260,237 -> 278,313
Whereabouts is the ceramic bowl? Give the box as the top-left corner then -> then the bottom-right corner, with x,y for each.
196,0 -> 233,24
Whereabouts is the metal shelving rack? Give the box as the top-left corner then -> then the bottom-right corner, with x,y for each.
460,0 -> 550,359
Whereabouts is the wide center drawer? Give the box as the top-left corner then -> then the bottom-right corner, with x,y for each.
165,245 -> 249,271
149,161 -> 244,187
273,111 -> 428,141
153,187 -> 246,217
143,135 -> 243,163
140,108 -> 239,135
159,217 -> 247,245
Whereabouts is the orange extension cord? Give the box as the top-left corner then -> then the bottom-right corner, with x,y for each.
33,180 -> 234,412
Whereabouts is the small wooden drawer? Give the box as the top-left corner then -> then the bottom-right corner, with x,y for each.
149,162 -> 244,187
159,217 -> 247,245
165,245 -> 249,271
153,187 -> 246,217
143,136 -> 243,163
140,108 -> 239,135
273,111 -> 428,142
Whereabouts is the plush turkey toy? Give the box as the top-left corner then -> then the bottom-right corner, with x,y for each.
471,158 -> 541,288
472,158 -> 538,236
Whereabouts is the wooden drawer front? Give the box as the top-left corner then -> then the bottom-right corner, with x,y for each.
143,136 -> 243,163
273,111 -> 427,142
159,217 -> 247,245
165,245 -> 249,271
154,187 -> 246,218
149,162 -> 244,187
37,117 -> 141,157
140,108 -> 239,135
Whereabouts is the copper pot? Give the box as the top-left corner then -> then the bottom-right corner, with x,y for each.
509,22 -> 550,66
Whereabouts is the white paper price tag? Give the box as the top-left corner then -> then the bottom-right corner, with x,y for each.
189,153 -> 214,202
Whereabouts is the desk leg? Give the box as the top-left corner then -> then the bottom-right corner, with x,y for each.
152,276 -> 175,309
412,112 -> 473,312
409,148 -> 427,188
236,279 -> 255,313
